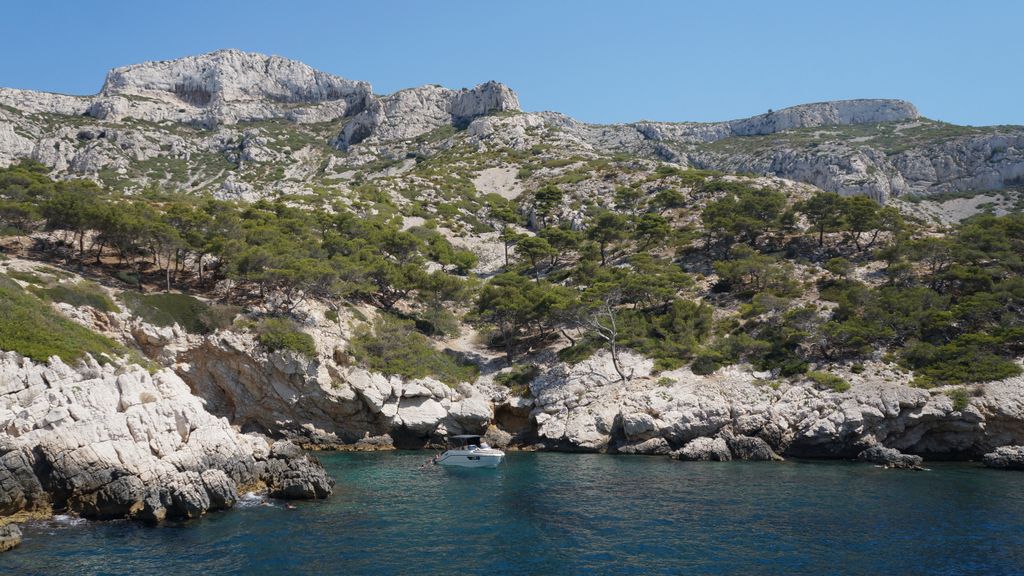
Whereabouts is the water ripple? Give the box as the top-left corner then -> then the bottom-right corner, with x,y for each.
2,454 -> 1023,575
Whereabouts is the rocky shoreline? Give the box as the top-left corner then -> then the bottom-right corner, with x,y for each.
2,281 -> 1024,553
2,343 -> 1023,554
0,351 -> 332,551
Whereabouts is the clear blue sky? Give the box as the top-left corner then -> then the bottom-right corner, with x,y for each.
1,0 -> 1020,126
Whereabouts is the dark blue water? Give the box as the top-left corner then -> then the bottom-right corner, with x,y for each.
2,452 -> 1023,575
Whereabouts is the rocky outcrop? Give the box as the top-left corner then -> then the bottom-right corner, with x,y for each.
0,351 -> 332,524
724,433 -> 784,461
615,437 -> 671,455
0,524 -> 21,553
688,130 -> 1024,203
89,49 -> 373,127
173,330 -> 493,447
101,49 -> 369,106
728,100 -> 919,136
529,350 -> 1024,458
336,80 -> 519,148
672,437 -> 732,461
628,99 -> 919,146
0,49 -> 1017,207
982,445 -> 1024,470
857,445 -> 924,469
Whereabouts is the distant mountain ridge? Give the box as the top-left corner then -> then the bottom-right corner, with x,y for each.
0,49 -> 1021,202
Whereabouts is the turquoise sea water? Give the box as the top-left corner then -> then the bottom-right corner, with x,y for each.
2,452 -> 1023,575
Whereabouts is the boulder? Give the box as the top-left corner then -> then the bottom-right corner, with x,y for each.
672,437 -> 732,461
725,434 -> 783,461
264,441 -> 333,499
0,524 -> 21,553
395,397 -> 447,435
200,469 -> 238,510
982,446 -> 1024,470
482,425 -> 513,449
857,445 -> 924,470
350,433 -> 395,451
616,437 -> 671,455
621,412 -> 658,441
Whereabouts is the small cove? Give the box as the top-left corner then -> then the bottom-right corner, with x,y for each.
2,452 -> 1023,575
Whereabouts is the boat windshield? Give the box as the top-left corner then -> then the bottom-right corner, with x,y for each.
448,435 -> 482,450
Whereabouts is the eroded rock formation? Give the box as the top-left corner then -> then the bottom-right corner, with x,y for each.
0,351 -> 331,524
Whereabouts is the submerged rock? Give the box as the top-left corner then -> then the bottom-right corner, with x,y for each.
982,446 -> 1024,470
857,446 -> 924,470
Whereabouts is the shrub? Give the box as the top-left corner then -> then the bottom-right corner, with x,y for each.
900,337 -> 1022,387
948,387 -> 970,412
807,370 -> 851,392
0,273 -> 125,364
349,314 -> 478,385
495,364 -> 540,397
113,271 -> 140,287
31,280 -> 119,312
691,352 -> 723,375
256,317 -> 317,357
121,291 -> 237,334
557,337 -> 602,365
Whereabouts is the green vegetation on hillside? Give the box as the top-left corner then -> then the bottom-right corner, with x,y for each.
0,273 -> 126,364
120,291 -> 236,334
1,148 -> 1022,389
349,314 -> 478,384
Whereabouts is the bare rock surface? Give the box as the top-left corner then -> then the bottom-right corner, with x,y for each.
857,445 -> 924,469
529,351 -> 1024,458
336,80 -> 519,148
0,351 -> 332,524
672,437 -> 732,461
0,524 -> 21,553
982,445 -> 1024,470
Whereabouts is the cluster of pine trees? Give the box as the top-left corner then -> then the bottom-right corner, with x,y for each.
1,159 -> 1021,387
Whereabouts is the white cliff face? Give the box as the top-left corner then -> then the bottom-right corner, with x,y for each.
0,118 -> 34,166
100,49 -> 370,106
88,49 -> 373,127
169,330 -> 493,447
336,80 -> 520,148
526,350 -> 1024,457
0,351 -> 332,523
728,99 -> 920,136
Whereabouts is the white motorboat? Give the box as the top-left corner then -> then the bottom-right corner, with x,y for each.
434,435 -> 505,468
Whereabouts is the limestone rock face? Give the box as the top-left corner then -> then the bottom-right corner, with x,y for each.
857,445 -> 924,469
0,119 -> 34,166
101,49 -> 369,106
88,49 -> 372,127
0,352 -> 332,524
336,81 -> 519,148
529,355 -> 1024,458
982,445 -> 1024,470
729,99 -> 919,136
170,328 -> 495,448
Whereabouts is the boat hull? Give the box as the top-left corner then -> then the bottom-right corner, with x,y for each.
435,450 -> 504,468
